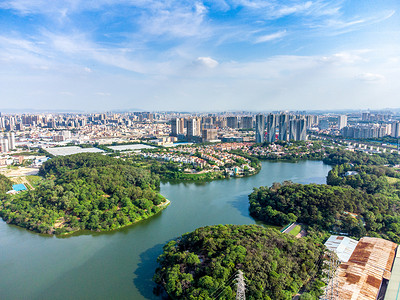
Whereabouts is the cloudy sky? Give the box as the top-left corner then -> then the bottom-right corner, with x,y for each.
0,0 -> 399,112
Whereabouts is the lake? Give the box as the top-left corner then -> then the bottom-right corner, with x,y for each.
0,160 -> 331,299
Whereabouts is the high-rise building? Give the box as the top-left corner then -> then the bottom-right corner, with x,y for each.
391,121 -> 400,138
7,132 -> 15,150
362,112 -> 370,121
306,115 -> 313,129
214,117 -> 227,128
338,115 -> 348,130
342,124 -> 389,139
255,114 -> 265,143
226,116 -> 238,129
202,128 -> 218,142
202,117 -> 214,126
0,136 -> 9,153
288,118 -> 306,141
297,118 -> 307,141
278,114 -> 290,141
319,119 -> 329,130
171,118 -> 185,136
240,116 -> 253,129
266,114 -> 277,143
186,117 -> 201,141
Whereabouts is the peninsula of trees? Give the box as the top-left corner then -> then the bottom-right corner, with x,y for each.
154,224 -> 325,300
249,149 -> 400,243
0,153 -> 168,234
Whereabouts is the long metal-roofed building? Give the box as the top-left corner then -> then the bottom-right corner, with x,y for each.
385,249 -> 400,299
324,236 -> 398,300
325,235 -> 359,263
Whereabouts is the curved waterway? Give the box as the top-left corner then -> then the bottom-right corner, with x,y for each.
0,161 -> 331,300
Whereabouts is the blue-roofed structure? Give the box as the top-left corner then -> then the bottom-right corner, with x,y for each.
12,184 -> 27,191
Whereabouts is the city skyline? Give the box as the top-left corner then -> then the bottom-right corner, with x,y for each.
1,0 -> 400,111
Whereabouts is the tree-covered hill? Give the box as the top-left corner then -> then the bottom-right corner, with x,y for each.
249,182 -> 400,242
0,154 -> 168,235
0,174 -> 13,194
154,224 -> 325,300
323,149 -> 400,166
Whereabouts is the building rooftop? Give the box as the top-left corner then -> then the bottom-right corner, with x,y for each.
384,248 -> 400,300
325,235 -> 359,262
334,237 -> 397,300
46,146 -> 104,156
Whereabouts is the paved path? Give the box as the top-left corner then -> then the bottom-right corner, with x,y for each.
281,222 -> 298,234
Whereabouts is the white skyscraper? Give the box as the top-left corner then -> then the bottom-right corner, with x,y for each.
7,132 -> 15,150
338,115 -> 348,130
0,136 -> 9,153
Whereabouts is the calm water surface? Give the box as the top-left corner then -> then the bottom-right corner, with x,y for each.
0,161 -> 331,300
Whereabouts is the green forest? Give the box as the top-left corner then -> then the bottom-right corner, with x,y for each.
154,224 -> 325,300
0,153 -> 168,234
249,148 -> 400,242
0,174 -> 13,194
323,148 -> 400,166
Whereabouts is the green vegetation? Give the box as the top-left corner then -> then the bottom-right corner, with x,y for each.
0,153 -> 168,235
289,225 -> 301,236
0,174 -> 13,194
323,148 -> 400,166
326,164 -> 399,193
26,175 -> 43,187
251,141 -> 327,161
148,160 -> 226,181
250,149 -> 400,243
249,181 -> 400,241
10,151 -> 41,156
125,153 -> 260,182
127,157 -> 226,181
154,224 -> 325,300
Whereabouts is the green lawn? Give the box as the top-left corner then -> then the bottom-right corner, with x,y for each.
26,175 -> 43,187
289,225 -> 301,236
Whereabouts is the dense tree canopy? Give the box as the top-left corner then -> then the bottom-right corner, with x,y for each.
0,174 -> 13,194
326,164 -> 400,193
0,154 -> 167,234
154,224 -> 325,300
249,181 -> 400,242
323,149 -> 400,166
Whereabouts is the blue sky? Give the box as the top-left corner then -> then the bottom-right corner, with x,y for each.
0,0 -> 399,112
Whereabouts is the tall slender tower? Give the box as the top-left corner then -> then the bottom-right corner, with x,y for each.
186,117 -> 201,141
266,114 -> 277,143
7,132 -> 15,150
255,114 -> 265,143
0,136 -> 9,153
171,118 -> 180,136
338,115 -> 347,130
278,114 -> 289,141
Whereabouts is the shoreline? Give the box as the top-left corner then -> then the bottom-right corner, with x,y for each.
58,198 -> 171,237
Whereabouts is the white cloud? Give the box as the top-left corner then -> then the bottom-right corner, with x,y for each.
255,30 -> 287,43
273,1 -> 313,18
95,92 -> 111,96
195,57 -> 219,68
356,72 -> 385,82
